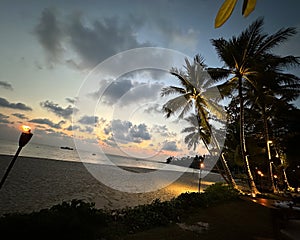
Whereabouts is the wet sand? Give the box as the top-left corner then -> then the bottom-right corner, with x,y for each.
0,154 -> 224,214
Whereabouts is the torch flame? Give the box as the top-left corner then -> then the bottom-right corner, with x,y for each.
20,125 -> 31,134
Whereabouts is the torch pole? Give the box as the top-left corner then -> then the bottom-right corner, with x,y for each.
0,146 -> 23,190
198,167 -> 202,193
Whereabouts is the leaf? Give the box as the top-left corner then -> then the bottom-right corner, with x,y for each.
242,0 -> 256,17
215,0 -> 238,28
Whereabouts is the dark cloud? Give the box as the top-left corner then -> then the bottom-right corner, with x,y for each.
144,103 -> 162,115
153,17 -> 199,52
65,124 -> 81,131
118,83 -> 162,106
91,79 -> 133,104
12,113 -> 28,120
78,115 -> 99,125
0,97 -> 32,111
40,100 -> 76,119
151,124 -> 177,138
34,8 -> 63,65
65,97 -> 77,104
0,113 -> 9,124
34,8 -> 152,70
0,81 -> 13,90
29,118 -> 66,129
84,126 -> 94,133
91,79 -> 163,106
162,141 -> 179,152
105,119 -> 151,144
67,14 -> 152,68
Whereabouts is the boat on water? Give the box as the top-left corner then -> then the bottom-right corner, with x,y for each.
60,146 -> 74,150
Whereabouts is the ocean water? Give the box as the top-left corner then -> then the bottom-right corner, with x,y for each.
0,139 -> 195,173
0,139 -> 222,213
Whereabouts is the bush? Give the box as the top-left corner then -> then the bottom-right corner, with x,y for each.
0,199 -> 109,240
114,199 -> 182,232
204,182 -> 240,204
0,184 -> 240,238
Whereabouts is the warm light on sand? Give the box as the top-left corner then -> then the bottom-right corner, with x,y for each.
20,125 -> 31,134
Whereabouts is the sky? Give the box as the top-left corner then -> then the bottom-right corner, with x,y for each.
0,0 -> 299,160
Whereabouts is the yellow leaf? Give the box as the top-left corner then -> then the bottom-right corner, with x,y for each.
215,0 -> 238,28
242,0 -> 256,17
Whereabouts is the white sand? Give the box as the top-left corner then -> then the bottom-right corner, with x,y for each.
0,155 -> 224,214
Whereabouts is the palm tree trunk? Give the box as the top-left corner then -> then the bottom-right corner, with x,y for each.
198,109 -> 238,189
220,152 -> 238,189
210,133 -> 238,189
200,130 -> 230,185
262,105 -> 277,193
238,76 -> 259,195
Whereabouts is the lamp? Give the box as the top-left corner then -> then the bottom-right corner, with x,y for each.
0,125 -> 33,190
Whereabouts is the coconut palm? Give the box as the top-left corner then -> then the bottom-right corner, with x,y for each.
240,47 -> 300,192
182,113 -> 238,188
161,56 -> 237,188
208,18 -> 298,194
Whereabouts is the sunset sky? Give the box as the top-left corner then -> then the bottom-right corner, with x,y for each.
0,0 -> 299,159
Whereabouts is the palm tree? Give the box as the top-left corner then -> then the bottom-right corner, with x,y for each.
161,56 -> 237,188
182,113 -> 238,188
208,18 -> 298,195
239,45 -> 300,192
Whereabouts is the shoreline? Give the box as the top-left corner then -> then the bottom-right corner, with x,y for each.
0,154 -> 224,215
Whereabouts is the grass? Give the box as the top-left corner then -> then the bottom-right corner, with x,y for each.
122,199 -> 276,240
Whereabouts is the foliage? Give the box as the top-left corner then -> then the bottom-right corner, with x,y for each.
203,182 -> 240,202
0,199 -> 109,240
0,184 -> 240,239
215,0 -> 256,28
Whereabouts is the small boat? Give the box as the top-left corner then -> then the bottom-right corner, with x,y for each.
60,146 -> 74,150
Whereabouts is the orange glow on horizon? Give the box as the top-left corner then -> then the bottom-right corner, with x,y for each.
20,125 -> 32,134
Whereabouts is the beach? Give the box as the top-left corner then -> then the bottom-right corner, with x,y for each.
0,154 -> 224,215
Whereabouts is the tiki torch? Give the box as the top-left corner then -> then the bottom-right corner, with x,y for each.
0,125 -> 33,190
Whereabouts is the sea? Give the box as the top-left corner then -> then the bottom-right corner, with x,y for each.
0,138 -> 195,173
0,139 -> 222,214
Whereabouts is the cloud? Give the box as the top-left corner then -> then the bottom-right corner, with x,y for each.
162,141 -> 179,152
151,124 -> 177,138
91,79 -> 163,106
66,14 -> 152,68
0,113 -> 9,124
34,8 -> 64,65
78,115 -> 99,125
65,124 -> 81,131
0,81 -> 13,90
144,103 -> 162,115
11,113 -> 28,120
40,100 -> 76,119
65,97 -> 77,104
0,97 -> 32,111
91,79 -> 133,104
34,8 -> 152,70
29,118 -> 66,129
84,126 -> 94,133
104,119 -> 151,144
117,83 -> 163,107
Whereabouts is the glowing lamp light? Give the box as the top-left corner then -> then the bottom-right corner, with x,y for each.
0,125 -> 33,189
20,125 -> 31,134
19,125 -> 33,147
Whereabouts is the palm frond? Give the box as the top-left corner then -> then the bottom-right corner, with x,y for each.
162,94 -> 191,118
160,86 -> 186,97
257,27 -> 297,55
